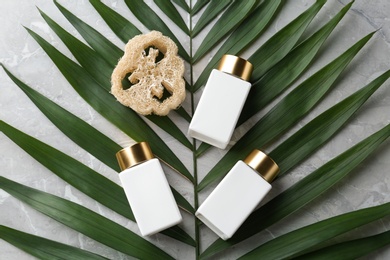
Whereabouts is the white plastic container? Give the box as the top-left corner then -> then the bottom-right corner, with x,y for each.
196,150 -> 279,240
116,142 -> 182,236
188,54 -> 253,149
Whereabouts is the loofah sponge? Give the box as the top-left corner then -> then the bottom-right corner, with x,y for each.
111,31 -> 186,116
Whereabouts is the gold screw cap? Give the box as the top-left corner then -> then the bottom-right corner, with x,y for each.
243,149 -> 279,183
217,54 -> 253,81
116,142 -> 154,171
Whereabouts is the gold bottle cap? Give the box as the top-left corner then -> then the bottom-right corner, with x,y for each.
217,54 -> 253,81
116,142 -> 154,171
243,149 -> 279,183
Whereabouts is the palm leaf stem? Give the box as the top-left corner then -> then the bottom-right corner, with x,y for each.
189,0 -> 201,257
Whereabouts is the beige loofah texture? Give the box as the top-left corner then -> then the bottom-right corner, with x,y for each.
111,31 -> 186,116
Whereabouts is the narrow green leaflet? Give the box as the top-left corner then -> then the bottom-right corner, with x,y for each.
191,0 -> 210,15
192,0 -> 257,63
55,0 -> 124,68
89,0 -> 141,43
193,0 -> 283,91
200,123 -> 390,258
238,1 -> 353,125
171,0 -> 189,12
25,28 -> 194,182
153,0 -> 189,34
39,9 -> 192,150
0,177 -> 174,260
249,0 -> 327,82
0,226 -> 108,260
239,203 -> 390,259
197,32 -> 374,190
296,230 -> 390,260
270,70 -> 390,175
191,0 -> 232,37
124,0 -> 190,61
1,65 -> 195,216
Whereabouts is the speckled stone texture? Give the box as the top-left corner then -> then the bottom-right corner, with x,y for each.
1,0 -> 390,259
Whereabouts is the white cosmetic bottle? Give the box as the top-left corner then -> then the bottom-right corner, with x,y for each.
195,150 -> 279,240
116,142 -> 182,236
188,54 -> 253,149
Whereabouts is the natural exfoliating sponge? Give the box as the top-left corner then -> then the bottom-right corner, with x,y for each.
111,31 -> 186,116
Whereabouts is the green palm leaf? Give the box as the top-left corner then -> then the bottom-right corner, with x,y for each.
200,123 -> 390,258
1,64 -> 195,216
193,0 -> 283,91
239,202 -> 390,259
25,27 -> 193,182
1,0 -> 389,259
0,176 -> 175,259
198,32 -> 374,190
296,230 -> 390,260
0,226 -> 108,260
192,0 -> 257,63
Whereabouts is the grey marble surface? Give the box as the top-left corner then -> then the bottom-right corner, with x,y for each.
1,0 -> 390,259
